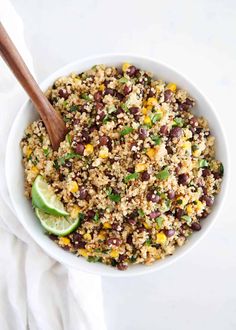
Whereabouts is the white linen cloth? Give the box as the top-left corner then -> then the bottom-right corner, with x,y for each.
0,1 -> 106,329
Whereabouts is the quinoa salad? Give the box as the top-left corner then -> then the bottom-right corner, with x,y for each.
21,63 -> 224,270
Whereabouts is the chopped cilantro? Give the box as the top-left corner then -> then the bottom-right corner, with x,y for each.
156,167 -> 170,180
124,172 -> 139,183
120,126 -> 134,136
151,135 -> 162,145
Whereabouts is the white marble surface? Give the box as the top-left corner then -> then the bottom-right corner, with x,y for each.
5,0 -> 236,329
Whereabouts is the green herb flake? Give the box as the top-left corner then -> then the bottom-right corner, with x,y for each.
87,256 -> 101,263
198,159 -> 209,168
181,215 -> 192,225
80,93 -> 91,101
78,213 -> 85,226
151,113 -> 162,124
65,134 -> 72,145
151,135 -> 162,145
93,212 -> 100,223
58,152 -> 81,166
69,105 -> 79,112
177,199 -> 183,205
173,117 -> 184,127
121,103 -> 129,112
155,217 -> 164,227
156,168 -> 170,180
53,160 -> 59,170
145,238 -> 152,246
119,77 -> 128,84
102,114 -> 111,124
138,209 -> 145,217
219,163 -> 224,175
130,256 -> 137,263
192,144 -> 199,152
43,148 -> 49,157
124,172 -> 139,183
120,126 -> 134,136
108,193 -> 121,203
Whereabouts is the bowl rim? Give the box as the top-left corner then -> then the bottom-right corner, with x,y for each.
5,53 -> 230,277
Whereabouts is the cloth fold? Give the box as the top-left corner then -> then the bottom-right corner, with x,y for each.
0,1 -> 106,329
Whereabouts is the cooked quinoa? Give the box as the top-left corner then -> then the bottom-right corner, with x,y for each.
21,63 -> 223,270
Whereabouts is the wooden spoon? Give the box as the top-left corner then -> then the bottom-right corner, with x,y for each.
0,23 -> 67,150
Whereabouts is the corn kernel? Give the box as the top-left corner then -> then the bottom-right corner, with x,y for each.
122,62 -> 131,72
26,147 -> 32,158
59,237 -> 70,246
70,205 -> 80,219
103,222 -> 112,229
83,233 -> 92,241
68,181 -> 78,193
135,163 -> 147,173
166,83 -> 177,92
99,146 -> 109,159
85,144 -> 94,154
144,222 -> 151,229
147,97 -> 158,106
156,232 -> 167,245
110,249 -> 119,258
146,105 -> 153,112
142,107 -> 148,115
182,141 -> 192,154
78,249 -> 88,257
97,231 -> 106,240
99,84 -> 105,91
144,116 -> 151,125
193,149 -> 201,157
31,166 -> 39,174
146,148 -> 156,159
196,200 -> 204,212
186,204 -> 194,216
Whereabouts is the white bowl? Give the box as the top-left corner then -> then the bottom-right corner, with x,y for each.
6,54 -> 229,277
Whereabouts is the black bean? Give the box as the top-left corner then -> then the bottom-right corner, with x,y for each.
127,234 -> 133,244
81,129 -> 91,143
94,91 -> 103,102
58,88 -> 70,99
202,168 -> 211,177
127,167 -> 135,173
95,102 -> 104,111
146,191 -> 160,203
189,116 -> 198,127
170,127 -> 183,139
200,195 -> 214,207
79,187 -> 88,200
96,111 -> 105,121
89,124 -> 98,133
104,88 -> 115,96
138,127 -> 148,139
149,211 -> 161,219
107,238 -> 122,246
147,89 -> 155,97
165,229 -> 175,237
87,210 -> 95,219
75,143 -> 85,155
123,85 -> 132,95
127,65 -> 137,77
117,263 -> 128,271
134,114 -> 140,122
129,107 -> 139,115
65,160 -> 72,168
164,90 -> 173,102
191,222 -> 201,231
99,135 -> 110,146
116,92 -> 124,101
168,190 -> 175,199
175,208 -> 184,219
160,125 -> 169,136
141,171 -> 150,181
178,173 -> 189,185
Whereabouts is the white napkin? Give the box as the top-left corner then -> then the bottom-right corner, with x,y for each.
0,2 -> 106,329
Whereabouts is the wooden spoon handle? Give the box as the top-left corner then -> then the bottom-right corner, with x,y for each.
0,23 -> 67,150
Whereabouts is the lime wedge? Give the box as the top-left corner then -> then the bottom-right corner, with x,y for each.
32,175 -> 68,216
35,208 -> 80,236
